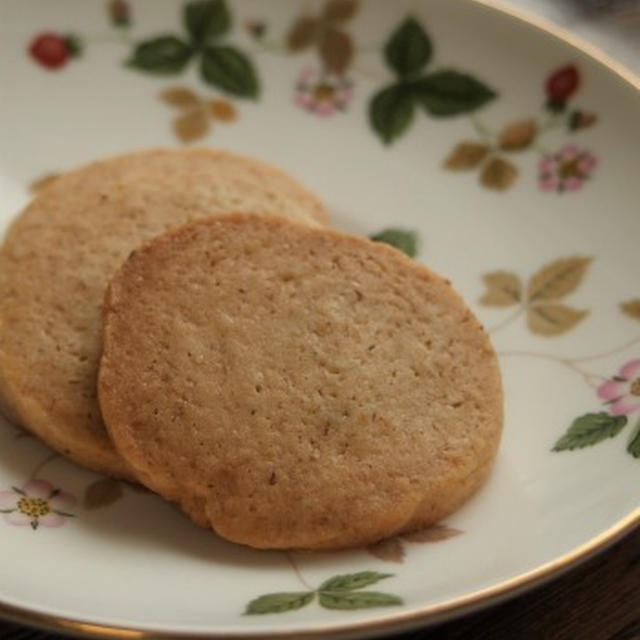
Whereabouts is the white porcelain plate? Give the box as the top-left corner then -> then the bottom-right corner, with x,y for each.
0,0 -> 638,637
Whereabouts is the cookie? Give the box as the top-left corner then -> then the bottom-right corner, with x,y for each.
0,149 -> 327,478
99,215 -> 503,549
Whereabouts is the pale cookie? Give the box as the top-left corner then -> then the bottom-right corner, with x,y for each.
99,215 -> 503,549
0,149 -> 327,478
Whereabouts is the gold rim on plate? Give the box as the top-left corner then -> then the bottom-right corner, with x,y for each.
1,0 -> 638,637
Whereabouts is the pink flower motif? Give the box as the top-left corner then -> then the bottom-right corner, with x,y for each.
538,145 -> 598,193
294,67 -> 353,117
597,359 -> 640,416
0,479 -> 76,530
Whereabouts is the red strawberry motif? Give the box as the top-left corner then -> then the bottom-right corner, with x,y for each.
28,32 -> 81,70
545,65 -> 580,111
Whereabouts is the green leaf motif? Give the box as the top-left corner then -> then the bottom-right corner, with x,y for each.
384,17 -> 432,77
413,71 -> 496,116
370,229 -> 418,257
553,412 -> 628,452
319,591 -> 403,610
201,45 -> 259,98
126,36 -> 193,74
185,0 -> 231,45
245,592 -> 314,615
319,571 -> 393,592
627,418 -> 640,459
370,84 -> 415,145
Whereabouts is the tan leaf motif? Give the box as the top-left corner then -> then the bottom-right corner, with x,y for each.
479,271 -> 522,307
123,481 -> 150,494
620,299 -> 640,321
444,143 -> 489,170
209,99 -> 237,122
480,157 -> 519,191
84,478 -> 123,509
527,256 -> 592,303
401,524 -> 463,543
367,537 -> 405,563
13,427 -> 34,440
173,107 -> 210,143
527,304 -> 588,336
287,17 -> 319,51
159,87 -> 200,108
319,27 -> 353,74
323,0 -> 358,22
29,172 -> 60,194
498,119 -> 537,151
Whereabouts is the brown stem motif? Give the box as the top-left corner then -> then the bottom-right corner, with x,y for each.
284,552 -> 314,591
486,307 -> 525,335
571,335 -> 640,364
29,452 -> 60,480
497,350 -> 606,388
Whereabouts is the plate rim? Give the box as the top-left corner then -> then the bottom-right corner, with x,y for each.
0,514 -> 638,639
1,0 -> 639,637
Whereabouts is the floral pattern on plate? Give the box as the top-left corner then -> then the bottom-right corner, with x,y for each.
246,570 -> 402,614
479,256 -> 592,336
4,0 -> 637,633
0,478 -> 75,530
27,0 -> 257,142
294,67 -> 354,117
444,65 -> 598,192
25,0 -> 598,193
553,359 -> 640,458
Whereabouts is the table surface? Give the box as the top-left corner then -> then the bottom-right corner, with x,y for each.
1,524 -> 638,640
1,2 -> 638,639
508,0 -> 640,75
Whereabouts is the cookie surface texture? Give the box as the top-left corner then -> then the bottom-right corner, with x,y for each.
99,215 -> 503,549
0,149 -> 327,478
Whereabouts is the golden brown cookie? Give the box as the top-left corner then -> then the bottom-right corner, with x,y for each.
0,149 -> 327,478
99,215 -> 503,549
